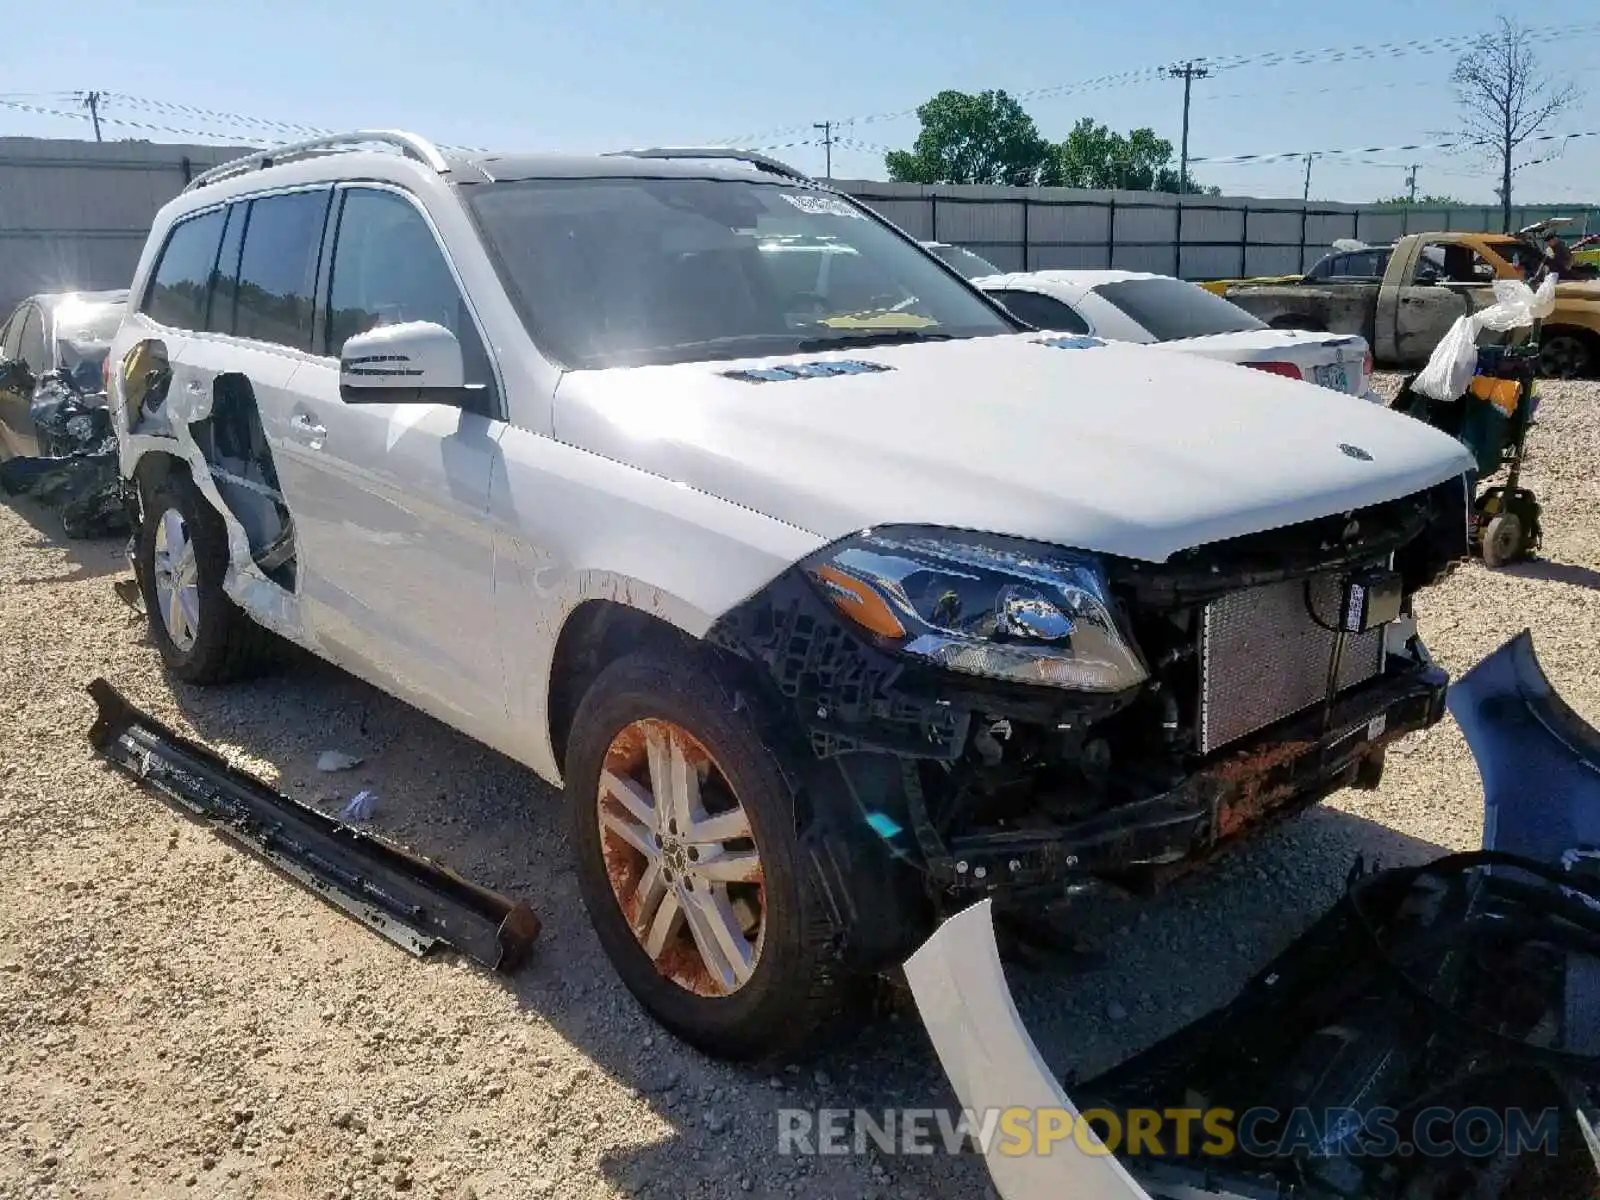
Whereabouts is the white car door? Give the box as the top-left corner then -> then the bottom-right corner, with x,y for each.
270,184 -> 507,741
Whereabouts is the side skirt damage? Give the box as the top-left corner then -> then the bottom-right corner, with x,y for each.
86,678 -> 540,971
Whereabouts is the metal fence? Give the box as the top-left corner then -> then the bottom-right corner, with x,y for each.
0,137 -> 254,313
1,136 -> 1596,314
835,180 -> 1598,280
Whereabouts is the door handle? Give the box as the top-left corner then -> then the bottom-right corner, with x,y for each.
288,413 -> 327,442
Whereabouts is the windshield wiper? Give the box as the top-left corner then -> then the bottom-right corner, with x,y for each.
795,330 -> 956,352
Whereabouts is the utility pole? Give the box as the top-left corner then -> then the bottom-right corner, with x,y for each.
1166,60 -> 1210,194
1302,153 -> 1316,201
82,91 -> 103,142
1406,163 -> 1419,204
813,121 -> 833,180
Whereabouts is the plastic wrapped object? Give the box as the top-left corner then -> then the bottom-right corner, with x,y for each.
1413,275 -> 1557,402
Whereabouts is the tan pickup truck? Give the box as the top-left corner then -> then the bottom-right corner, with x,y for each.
1221,230 -> 1600,377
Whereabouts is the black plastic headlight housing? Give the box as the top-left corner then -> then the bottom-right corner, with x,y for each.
801,527 -> 1149,693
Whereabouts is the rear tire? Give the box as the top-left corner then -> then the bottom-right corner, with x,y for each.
565,646 -> 845,1062
134,469 -> 277,684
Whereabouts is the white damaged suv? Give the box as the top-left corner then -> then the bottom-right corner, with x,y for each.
108,132 -> 1475,1061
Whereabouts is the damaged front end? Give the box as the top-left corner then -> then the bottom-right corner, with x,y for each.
708,478 -> 1469,964
905,630 -> 1600,1200
0,371 -> 132,538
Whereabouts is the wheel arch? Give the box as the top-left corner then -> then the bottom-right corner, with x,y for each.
129,446 -> 189,508
544,597 -> 704,775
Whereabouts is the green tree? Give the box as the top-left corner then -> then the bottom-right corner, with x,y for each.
1043,118 -> 1209,193
884,90 -> 1053,186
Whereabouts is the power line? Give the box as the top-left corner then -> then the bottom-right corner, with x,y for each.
103,92 -> 336,139
0,96 -> 263,143
712,19 -> 1600,147
1191,127 -> 1600,165
1200,78 -> 1440,105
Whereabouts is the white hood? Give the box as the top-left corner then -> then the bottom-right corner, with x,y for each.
553,334 -> 1473,563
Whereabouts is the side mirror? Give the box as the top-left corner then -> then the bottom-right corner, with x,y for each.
0,357 -> 35,393
338,321 -> 476,406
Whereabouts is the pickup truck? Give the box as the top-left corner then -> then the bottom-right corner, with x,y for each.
1222,230 -> 1600,378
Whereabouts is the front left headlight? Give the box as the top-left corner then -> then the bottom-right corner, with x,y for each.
802,528 -> 1148,693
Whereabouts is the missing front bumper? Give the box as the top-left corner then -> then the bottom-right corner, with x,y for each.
927,660 -> 1449,896
906,632 -> 1599,1200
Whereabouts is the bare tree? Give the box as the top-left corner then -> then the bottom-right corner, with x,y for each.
1452,16 -> 1579,232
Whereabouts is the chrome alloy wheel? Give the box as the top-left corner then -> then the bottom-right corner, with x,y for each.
152,507 -> 201,652
597,719 -> 765,996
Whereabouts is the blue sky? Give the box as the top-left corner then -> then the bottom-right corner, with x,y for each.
4,0 -> 1597,206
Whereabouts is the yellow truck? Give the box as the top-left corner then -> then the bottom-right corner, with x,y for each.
1217,229 -> 1600,377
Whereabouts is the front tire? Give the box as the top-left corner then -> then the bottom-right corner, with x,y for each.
134,469 -> 276,684
1538,332 -> 1593,379
565,647 -> 844,1061
1480,513 -> 1524,569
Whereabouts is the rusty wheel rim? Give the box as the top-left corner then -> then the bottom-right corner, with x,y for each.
597,719 -> 766,997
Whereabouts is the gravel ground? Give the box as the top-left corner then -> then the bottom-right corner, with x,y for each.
3,375 -> 1598,1200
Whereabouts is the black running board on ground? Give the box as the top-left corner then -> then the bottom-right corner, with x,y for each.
86,678 -> 541,971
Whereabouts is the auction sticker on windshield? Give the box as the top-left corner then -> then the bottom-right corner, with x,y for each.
781,194 -> 867,219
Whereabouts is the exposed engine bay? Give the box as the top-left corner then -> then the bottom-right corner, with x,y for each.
907,631 -> 1600,1200
709,477 -> 1471,963
0,368 -> 131,539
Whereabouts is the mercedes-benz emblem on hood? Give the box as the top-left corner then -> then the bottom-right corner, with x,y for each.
1339,443 -> 1374,462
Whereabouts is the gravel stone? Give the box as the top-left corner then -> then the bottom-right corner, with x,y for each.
2,374 -> 1596,1199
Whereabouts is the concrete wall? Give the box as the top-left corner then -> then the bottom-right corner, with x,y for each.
0,137 -> 255,313
1,136 -> 1595,315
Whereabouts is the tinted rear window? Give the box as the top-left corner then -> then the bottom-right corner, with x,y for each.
143,209 -> 227,330
987,289 -> 1091,334
1091,277 -> 1266,341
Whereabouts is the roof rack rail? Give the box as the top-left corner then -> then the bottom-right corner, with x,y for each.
604,146 -> 816,185
184,130 -> 451,193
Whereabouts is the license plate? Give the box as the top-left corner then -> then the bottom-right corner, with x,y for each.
1313,363 -> 1350,392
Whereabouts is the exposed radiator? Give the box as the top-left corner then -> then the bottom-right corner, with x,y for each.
1198,574 -> 1385,754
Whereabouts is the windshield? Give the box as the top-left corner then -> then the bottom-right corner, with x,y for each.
52,300 -> 124,391
466,177 -> 1017,368
1091,277 -> 1267,341
925,243 -> 1002,279
52,300 -> 125,346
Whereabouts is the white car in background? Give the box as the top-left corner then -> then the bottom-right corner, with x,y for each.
976,269 -> 1382,403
